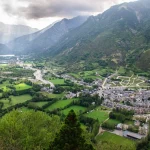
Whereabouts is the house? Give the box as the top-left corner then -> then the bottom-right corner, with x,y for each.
116,123 -> 123,130
123,131 -> 143,140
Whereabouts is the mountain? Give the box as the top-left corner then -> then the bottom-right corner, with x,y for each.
0,22 -> 38,44
43,0 -> 150,71
0,44 -> 11,55
7,16 -> 88,54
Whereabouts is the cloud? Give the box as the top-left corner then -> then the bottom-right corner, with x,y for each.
1,0 -> 134,19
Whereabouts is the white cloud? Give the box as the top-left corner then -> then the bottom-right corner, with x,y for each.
0,0 -> 136,29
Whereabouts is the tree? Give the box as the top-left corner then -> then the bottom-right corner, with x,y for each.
50,110 -> 94,150
0,110 -> 61,150
8,97 -> 12,104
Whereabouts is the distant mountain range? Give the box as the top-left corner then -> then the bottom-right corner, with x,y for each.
0,22 -> 38,44
0,44 -> 11,55
1,0 -> 150,71
6,16 -> 88,54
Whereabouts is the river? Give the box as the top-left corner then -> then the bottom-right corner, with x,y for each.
17,60 -> 55,88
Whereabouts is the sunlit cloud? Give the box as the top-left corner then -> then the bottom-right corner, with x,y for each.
0,0 -> 136,29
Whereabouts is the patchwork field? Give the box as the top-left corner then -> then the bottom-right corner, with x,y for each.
104,119 -> 120,127
0,81 -> 32,92
18,107 -> 30,112
61,105 -> 87,115
45,98 -> 79,111
96,132 -> 136,150
0,94 -> 32,109
50,78 -> 65,85
0,81 -> 11,92
14,83 -> 32,91
41,92 -> 65,99
32,102 -> 49,107
84,109 -> 110,124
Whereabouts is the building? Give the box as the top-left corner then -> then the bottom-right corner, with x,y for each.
116,123 -> 123,130
123,131 -> 143,140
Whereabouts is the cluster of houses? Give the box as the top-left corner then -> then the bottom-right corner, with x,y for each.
102,87 -> 150,114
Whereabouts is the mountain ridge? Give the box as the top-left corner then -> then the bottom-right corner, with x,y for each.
7,16 -> 89,54
42,0 -> 150,72
0,22 -> 38,44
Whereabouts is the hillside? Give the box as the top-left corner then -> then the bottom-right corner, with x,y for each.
136,49 -> 150,71
43,0 -> 150,71
7,16 -> 88,54
0,22 -> 38,44
0,44 -> 11,55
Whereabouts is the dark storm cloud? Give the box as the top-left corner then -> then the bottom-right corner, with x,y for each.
1,0 -> 129,19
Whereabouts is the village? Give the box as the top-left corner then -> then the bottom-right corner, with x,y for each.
1,55 -> 150,142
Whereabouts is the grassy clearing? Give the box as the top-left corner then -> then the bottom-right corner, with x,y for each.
0,64 -> 8,66
0,81 -> 11,92
50,79 -> 65,85
41,92 -> 65,99
18,107 -> 30,112
2,86 -> 11,92
81,123 -> 87,130
0,94 -> 32,109
45,98 -> 79,111
84,109 -> 109,124
14,83 -> 32,91
69,70 -> 101,80
33,102 -> 49,107
118,67 -> 126,74
61,106 -> 87,115
124,120 -> 134,126
0,81 -> 10,87
105,119 -> 120,126
96,131 -> 136,150
69,73 -> 80,79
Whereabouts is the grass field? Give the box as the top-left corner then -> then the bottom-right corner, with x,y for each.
105,119 -> 120,126
18,107 -> 30,112
96,132 -> 136,150
0,81 -> 11,92
69,70 -> 102,80
84,109 -> 109,124
50,78 -> 65,85
14,83 -> 32,91
2,86 -> 11,92
81,123 -> 87,130
0,64 -> 8,68
0,94 -> 32,109
0,81 -> 10,87
41,92 -> 65,99
45,98 -> 79,111
33,102 -> 49,107
61,106 -> 87,115
124,120 -> 134,126
69,73 -> 81,79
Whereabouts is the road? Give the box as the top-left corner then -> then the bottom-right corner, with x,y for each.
102,70 -> 118,89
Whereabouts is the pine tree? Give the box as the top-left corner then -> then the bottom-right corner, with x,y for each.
49,110 -> 94,150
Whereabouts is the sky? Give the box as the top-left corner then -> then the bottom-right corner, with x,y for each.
0,0 -> 136,29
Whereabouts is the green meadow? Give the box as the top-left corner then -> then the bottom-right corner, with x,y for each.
0,94 -> 32,109
61,106 -> 87,115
